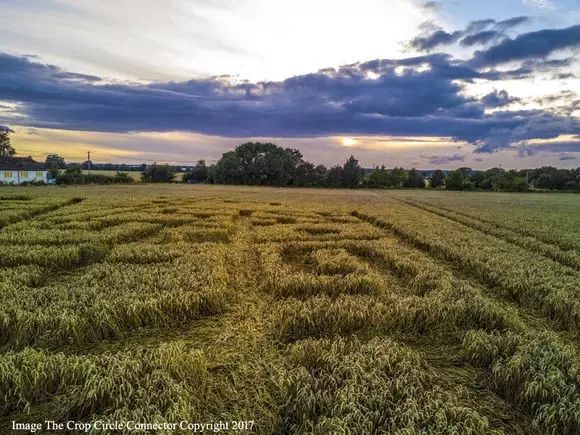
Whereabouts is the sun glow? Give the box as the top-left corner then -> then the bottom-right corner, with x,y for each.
341,137 -> 357,147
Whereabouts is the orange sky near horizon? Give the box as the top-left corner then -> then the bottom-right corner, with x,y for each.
8,126 -> 580,170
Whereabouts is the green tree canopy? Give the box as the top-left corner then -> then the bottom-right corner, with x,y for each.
365,165 -> 391,188
445,169 -> 467,190
430,169 -> 445,188
214,142 -> 304,186
341,156 -> 363,188
141,163 -> 176,183
325,165 -> 344,188
293,161 -> 326,187
183,160 -> 209,183
390,167 -> 408,188
45,154 -> 66,170
0,127 -> 16,158
404,168 -> 425,188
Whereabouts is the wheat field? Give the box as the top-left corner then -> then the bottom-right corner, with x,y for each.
0,184 -> 578,434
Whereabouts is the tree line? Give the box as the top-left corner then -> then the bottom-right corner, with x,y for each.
47,142 -> 580,191
180,142 -> 580,192
2,130 -> 579,191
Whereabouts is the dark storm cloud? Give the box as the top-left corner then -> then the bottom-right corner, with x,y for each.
481,90 -> 519,107
461,30 -> 503,47
411,16 -> 531,51
494,16 -> 530,31
465,19 -> 497,34
471,24 -> 580,66
516,141 -> 580,156
0,40 -> 577,154
474,110 -> 579,153
410,30 -> 463,51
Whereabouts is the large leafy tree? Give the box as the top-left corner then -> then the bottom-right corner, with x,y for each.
0,127 -> 16,158
45,154 -> 66,170
365,165 -> 390,188
341,155 -> 363,188
214,142 -> 305,186
404,168 -> 425,188
294,161 -> 319,187
325,165 -> 344,188
141,163 -> 176,183
529,166 -> 577,190
314,165 -> 328,186
389,167 -> 408,188
183,160 -> 209,183
444,169 -> 467,190
430,169 -> 445,188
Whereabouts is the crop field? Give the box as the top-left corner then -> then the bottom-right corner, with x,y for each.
81,170 -> 185,182
0,185 -> 578,434
81,170 -> 144,181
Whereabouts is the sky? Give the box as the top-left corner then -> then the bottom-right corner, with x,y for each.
0,0 -> 579,169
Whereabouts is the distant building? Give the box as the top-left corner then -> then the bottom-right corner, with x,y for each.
0,157 -> 49,184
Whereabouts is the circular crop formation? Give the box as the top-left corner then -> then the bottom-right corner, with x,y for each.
0,188 -> 578,434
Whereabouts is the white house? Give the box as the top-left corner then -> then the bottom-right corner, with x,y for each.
0,157 -> 49,184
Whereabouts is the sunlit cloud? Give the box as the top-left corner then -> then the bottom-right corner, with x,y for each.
0,0 -> 428,82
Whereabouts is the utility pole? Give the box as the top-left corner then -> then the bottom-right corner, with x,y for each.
87,151 -> 91,176
526,170 -> 529,188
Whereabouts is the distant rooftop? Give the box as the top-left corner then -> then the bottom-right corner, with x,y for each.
0,157 -> 46,170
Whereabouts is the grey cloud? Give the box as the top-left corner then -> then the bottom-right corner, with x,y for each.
461,30 -> 503,47
481,90 -> 519,107
422,1 -> 440,11
425,153 -> 466,165
515,140 -> 580,156
411,16 -> 531,51
471,24 -> 580,66
0,46 -> 577,154
410,30 -> 464,51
